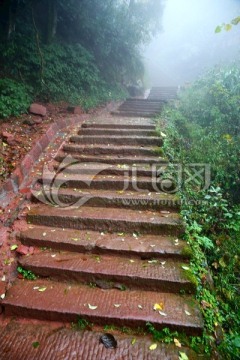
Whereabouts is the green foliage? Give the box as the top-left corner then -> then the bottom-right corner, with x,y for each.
215,16 -> 240,33
0,0 -> 163,115
158,64 -> 240,359
146,323 -> 210,355
161,65 -> 240,199
17,266 -> 37,280
0,78 -> 32,118
72,317 -> 93,331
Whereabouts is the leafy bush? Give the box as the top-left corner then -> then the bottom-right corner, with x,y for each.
162,65 -> 240,200
0,36 -> 127,111
158,64 -> 240,359
0,78 -> 32,118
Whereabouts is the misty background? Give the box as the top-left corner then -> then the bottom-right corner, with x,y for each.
144,0 -> 240,86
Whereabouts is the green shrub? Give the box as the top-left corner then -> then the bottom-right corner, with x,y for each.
0,78 -> 32,118
0,37 -> 127,111
158,64 -> 240,359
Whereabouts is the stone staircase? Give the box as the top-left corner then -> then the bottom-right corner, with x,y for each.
1,93 -> 204,359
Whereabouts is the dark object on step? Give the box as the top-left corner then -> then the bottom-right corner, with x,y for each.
99,333 -> 117,349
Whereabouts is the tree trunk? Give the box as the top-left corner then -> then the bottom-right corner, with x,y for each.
47,0 -> 57,44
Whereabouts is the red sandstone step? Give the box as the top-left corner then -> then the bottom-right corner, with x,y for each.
18,251 -> 195,293
2,279 -> 203,334
63,144 -> 158,157
20,226 -> 190,259
52,160 -> 166,177
81,123 -> 155,130
78,128 -> 157,136
111,111 -> 160,118
37,173 -> 174,192
0,322 -> 199,360
27,205 -> 184,235
32,187 -> 179,210
55,151 -> 167,165
70,135 -> 162,146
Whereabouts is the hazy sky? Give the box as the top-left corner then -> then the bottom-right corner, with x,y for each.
144,0 -> 240,86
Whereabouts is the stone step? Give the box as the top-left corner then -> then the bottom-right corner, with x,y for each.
27,205 -> 184,235
2,279 -> 203,335
118,104 -> 163,110
111,111 -> 160,118
52,161 -> 167,177
70,135 -> 163,147
18,251 -> 195,293
55,151 -> 166,165
82,122 -> 155,130
32,187 -> 179,210
20,226 -> 190,259
63,144 -> 157,157
0,322 -> 200,360
78,128 -> 157,136
37,173 -> 175,192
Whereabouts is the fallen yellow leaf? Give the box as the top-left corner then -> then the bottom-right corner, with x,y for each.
153,303 -> 164,311
149,343 -> 158,351
174,338 -> 182,348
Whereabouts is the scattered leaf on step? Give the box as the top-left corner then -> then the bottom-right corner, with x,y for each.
159,311 -> 167,317
149,343 -> 158,351
150,245 -> 156,248
148,260 -> 158,264
160,132 -> 167,138
117,190 -> 124,194
153,303 -> 164,311
129,259 -> 135,263
32,342 -> 40,349
100,333 -> 117,349
133,233 -> 138,238
138,305 -> 143,309
184,310 -> 191,316
88,304 -> 98,310
71,238 -> 79,242
33,286 -> 39,290
174,338 -> 182,348
131,338 -> 136,345
1,275 -> 6,282
114,304 -> 121,308
51,254 -> 56,258
42,232 -> 47,237
0,293 -> 5,299
38,287 -> 47,292
182,266 -> 190,271
160,261 -> 166,266
10,244 -> 18,251
118,233 -> 124,236
179,352 -> 189,360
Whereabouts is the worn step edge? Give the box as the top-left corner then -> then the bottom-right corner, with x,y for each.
19,226 -> 190,259
55,151 -> 167,165
36,173 -> 175,192
63,144 -> 158,157
69,135 -> 162,146
2,279 -> 203,335
78,128 -> 157,136
32,188 -> 180,210
81,123 -> 156,130
18,251 -> 196,293
0,322 -> 200,360
27,205 -> 184,236
51,160 -> 166,177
